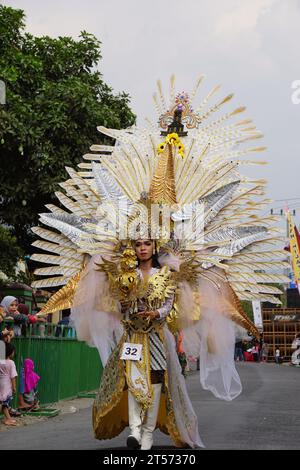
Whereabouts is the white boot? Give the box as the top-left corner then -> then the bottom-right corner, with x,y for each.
127,391 -> 142,449
140,383 -> 162,450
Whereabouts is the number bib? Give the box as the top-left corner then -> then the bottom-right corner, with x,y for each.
120,342 -> 143,361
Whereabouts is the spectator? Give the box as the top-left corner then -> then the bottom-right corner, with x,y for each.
0,307 -> 14,343
251,343 -> 259,362
0,296 -> 28,337
18,303 -> 46,336
19,304 -> 46,324
19,359 -> 40,411
261,342 -> 269,363
0,343 -> 18,425
275,347 -> 281,364
18,303 -> 33,322
258,334 -> 263,360
234,341 -> 244,361
55,309 -> 73,337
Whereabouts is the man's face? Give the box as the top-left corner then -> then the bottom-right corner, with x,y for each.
134,239 -> 154,261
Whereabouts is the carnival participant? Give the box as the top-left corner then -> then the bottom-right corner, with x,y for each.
32,76 -> 288,448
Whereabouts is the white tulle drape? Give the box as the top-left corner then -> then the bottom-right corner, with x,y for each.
70,254 -> 123,367
183,277 -> 242,401
164,328 -> 204,448
159,253 -> 242,401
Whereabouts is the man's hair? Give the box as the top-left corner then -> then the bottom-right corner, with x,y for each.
5,342 -> 16,358
137,253 -> 161,268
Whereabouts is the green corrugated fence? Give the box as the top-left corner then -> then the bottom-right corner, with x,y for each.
11,332 -> 102,406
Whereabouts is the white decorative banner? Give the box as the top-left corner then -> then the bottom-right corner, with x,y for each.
252,300 -> 263,329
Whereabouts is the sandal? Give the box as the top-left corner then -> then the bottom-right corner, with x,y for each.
18,405 -> 34,411
9,409 -> 21,417
31,405 -> 40,411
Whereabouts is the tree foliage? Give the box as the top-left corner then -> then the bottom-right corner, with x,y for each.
0,224 -> 23,278
0,5 -> 136,254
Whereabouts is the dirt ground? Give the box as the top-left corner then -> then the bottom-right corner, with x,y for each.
0,396 -> 94,431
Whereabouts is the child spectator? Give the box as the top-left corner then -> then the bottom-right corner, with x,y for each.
19,359 -> 40,410
0,307 -> 14,343
251,343 -> 260,362
0,343 -> 18,425
18,303 -> 34,322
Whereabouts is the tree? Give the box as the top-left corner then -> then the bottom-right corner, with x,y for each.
240,301 -> 254,322
0,5 -> 136,254
0,225 -> 23,279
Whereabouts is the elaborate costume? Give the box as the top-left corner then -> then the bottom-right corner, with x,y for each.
32,76 -> 289,448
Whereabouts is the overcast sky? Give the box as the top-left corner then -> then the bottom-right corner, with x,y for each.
3,0 -> 300,226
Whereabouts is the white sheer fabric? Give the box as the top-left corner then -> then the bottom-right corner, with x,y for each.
183,276 -> 242,401
164,328 -> 204,448
71,254 -> 123,367
159,253 -> 242,402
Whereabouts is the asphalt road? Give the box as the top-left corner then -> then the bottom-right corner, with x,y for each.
1,363 -> 300,450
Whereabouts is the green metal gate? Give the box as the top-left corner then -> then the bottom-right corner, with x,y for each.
12,336 -> 102,405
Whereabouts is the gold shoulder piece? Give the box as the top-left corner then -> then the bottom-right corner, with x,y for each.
171,257 -> 201,288
39,271 -> 82,314
94,257 -> 119,276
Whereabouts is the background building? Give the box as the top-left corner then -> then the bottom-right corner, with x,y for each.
262,306 -> 300,361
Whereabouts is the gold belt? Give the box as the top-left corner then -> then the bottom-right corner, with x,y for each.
122,315 -> 166,334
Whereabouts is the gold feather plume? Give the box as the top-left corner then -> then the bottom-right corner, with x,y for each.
149,143 -> 177,205
39,272 -> 82,314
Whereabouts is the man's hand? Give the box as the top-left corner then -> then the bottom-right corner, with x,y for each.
139,310 -> 160,321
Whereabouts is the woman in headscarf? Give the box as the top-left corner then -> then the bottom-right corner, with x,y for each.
0,296 -> 28,337
0,295 -> 28,336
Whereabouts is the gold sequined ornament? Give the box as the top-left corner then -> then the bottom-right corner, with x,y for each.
95,245 -> 141,304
